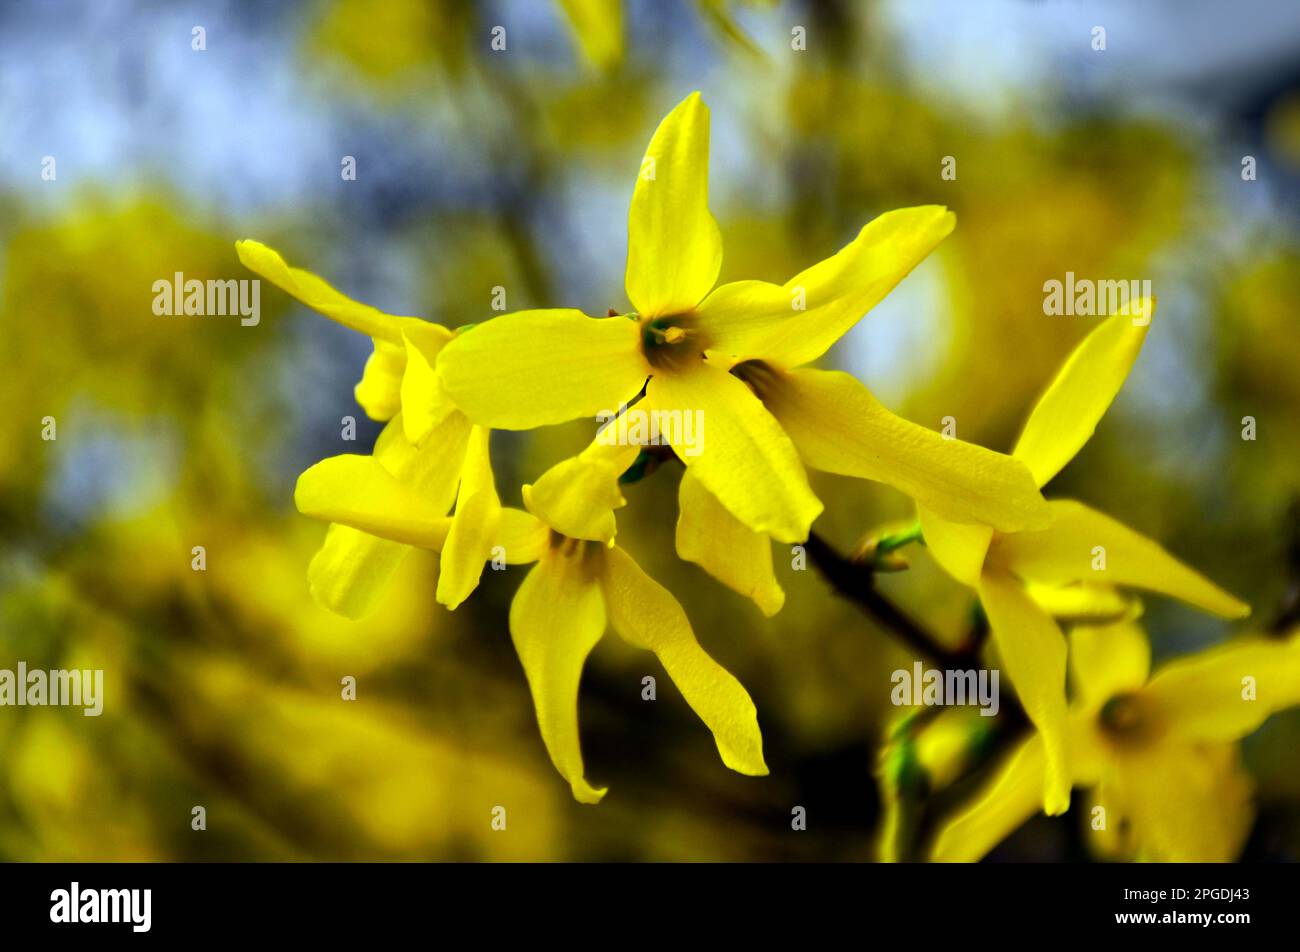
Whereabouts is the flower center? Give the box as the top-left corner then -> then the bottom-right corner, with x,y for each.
640,314 -> 705,372
1098,692 -> 1154,743
547,530 -> 605,578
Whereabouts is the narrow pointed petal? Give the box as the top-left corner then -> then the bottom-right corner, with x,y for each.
695,206 -> 955,367
1143,633 -> 1300,743
400,323 -> 456,444
601,545 -> 767,775
436,309 -> 650,429
917,506 -> 993,588
933,711 -> 1107,861
354,338 -> 407,422
993,499 -> 1250,619
1068,620 -> 1151,708
978,568 -> 1071,815
1025,581 -> 1138,624
296,454 -> 452,548
761,368 -> 1049,532
676,468 -> 784,616
522,440 -> 639,544
235,239 -> 412,344
625,92 -> 723,317
307,526 -> 413,621
303,412 -> 472,618
509,552 -> 608,804
931,734 -> 1047,862
1013,297 -> 1155,488
495,508 -> 551,565
647,361 -> 822,543
375,409 -> 472,509
437,426 -> 502,610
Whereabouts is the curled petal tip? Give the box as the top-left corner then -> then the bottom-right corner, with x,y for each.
1043,788 -> 1071,817
572,782 -> 608,805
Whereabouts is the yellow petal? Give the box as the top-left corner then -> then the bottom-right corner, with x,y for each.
993,499 -> 1250,619
304,411 -> 472,618
625,92 -> 723,317
437,426 -> 502,610
1105,741 -> 1253,861
320,504 -> 545,575
933,707 -> 1114,862
1013,297 -> 1156,487
1068,620 -> 1151,708
1066,713 -> 1110,787
917,506 -> 993,588
436,309 -> 650,429
307,525 -> 414,622
676,468 -> 784,616
646,361 -> 822,543
1082,779 -> 1137,861
696,206 -> 955,368
295,454 -> 452,548
509,549 -> 608,804
496,508 -> 551,565
930,734 -> 1046,862
376,409 -> 472,504
759,368 -> 1049,532
235,240 -> 446,423
522,439 -> 640,544
601,545 -> 767,775
557,0 -> 622,70
978,568 -> 1071,815
235,239 -> 411,344
354,338 -> 407,422
400,323 -> 456,444
1143,633 -> 1300,743
1025,581 -> 1139,624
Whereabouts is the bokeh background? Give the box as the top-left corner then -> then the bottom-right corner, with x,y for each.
2,0 -> 1299,861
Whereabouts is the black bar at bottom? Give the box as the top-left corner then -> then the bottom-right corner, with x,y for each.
0,861 -> 1288,940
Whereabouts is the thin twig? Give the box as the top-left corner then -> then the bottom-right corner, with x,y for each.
804,531 -> 983,670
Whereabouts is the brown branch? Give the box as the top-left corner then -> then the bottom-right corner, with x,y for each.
804,531 -> 984,670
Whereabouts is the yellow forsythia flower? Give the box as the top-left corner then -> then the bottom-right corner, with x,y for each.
236,239 -> 448,424
933,623 -> 1300,862
297,423 -> 504,614
527,431 -> 790,616
293,446 -> 768,802
236,240 -> 495,617
435,92 -> 1050,546
921,297 -> 1249,815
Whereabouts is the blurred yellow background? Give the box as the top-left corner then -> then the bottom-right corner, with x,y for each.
2,0 -> 1299,861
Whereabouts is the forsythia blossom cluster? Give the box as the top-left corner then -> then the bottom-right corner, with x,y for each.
239,93 -> 1300,857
